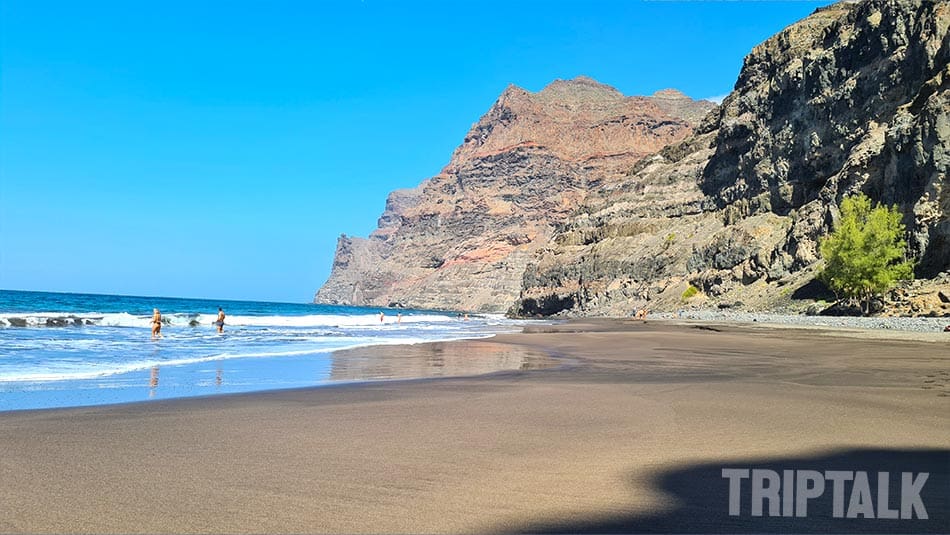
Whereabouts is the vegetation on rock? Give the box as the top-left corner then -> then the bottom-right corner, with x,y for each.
819,194 -> 914,315
681,285 -> 700,301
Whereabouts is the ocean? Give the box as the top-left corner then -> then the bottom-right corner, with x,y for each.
0,290 -> 535,411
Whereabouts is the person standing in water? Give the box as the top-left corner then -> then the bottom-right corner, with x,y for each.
214,307 -> 226,333
151,308 -> 163,339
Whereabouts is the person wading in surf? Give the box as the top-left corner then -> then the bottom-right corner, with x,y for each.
214,307 -> 225,333
151,308 -> 163,339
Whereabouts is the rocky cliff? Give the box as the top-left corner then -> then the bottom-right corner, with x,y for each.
514,0 -> 949,317
318,0 -> 949,317
316,78 -> 713,312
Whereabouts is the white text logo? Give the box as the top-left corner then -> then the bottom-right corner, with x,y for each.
721,469 -> 928,519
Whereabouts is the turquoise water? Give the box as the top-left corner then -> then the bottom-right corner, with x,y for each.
0,290 -> 526,411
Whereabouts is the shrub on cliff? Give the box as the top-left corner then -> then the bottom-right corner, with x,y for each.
819,194 -> 914,315
681,285 -> 699,301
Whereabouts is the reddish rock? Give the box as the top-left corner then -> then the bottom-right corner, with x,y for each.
315,78 -> 713,312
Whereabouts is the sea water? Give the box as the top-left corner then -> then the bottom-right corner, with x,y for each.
0,290 -> 532,411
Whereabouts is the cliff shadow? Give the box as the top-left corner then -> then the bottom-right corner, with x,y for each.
790,278 -> 837,302
916,221 -> 950,279
504,448 -> 949,534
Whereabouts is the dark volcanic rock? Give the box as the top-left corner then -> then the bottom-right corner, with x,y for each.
701,0 -> 949,270
513,0 -> 949,317
820,301 -> 865,317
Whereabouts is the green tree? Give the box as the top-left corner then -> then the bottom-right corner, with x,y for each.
819,194 -> 914,315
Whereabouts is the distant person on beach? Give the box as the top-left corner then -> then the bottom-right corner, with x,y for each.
397,312 -> 402,324
151,308 -> 163,339
214,307 -> 225,333
379,312 -> 385,323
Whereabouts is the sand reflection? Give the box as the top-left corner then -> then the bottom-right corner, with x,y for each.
148,366 -> 159,398
328,340 -> 554,382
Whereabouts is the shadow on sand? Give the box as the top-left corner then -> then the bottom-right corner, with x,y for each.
509,448 -> 948,534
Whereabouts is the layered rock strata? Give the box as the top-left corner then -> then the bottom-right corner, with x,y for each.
316,78 -> 713,312
319,0 -> 949,317
514,0 -> 949,316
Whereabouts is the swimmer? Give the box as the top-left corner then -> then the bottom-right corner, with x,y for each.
151,308 -> 163,339
214,307 -> 225,333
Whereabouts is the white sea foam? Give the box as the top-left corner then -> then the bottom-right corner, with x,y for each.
0,292 -> 530,411
0,312 -> 455,329
0,333 -> 493,383
0,347 -> 337,382
222,313 -> 453,327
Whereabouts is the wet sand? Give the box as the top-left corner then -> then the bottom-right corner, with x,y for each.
0,338 -> 556,412
0,319 -> 947,533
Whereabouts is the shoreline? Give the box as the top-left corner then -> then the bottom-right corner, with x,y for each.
1,320 -> 947,533
2,315 -> 946,414
0,313 -> 950,414
0,336 -> 556,413
629,315 -> 950,342
523,315 -> 950,344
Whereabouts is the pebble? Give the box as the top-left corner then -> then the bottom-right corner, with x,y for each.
656,310 -> 949,333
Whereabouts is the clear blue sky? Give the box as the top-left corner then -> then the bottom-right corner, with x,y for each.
1,0 -> 832,303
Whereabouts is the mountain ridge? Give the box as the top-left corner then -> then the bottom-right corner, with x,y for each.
317,0 -> 949,317
315,77 -> 713,311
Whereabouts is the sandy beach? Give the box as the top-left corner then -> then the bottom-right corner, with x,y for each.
0,319 -> 947,533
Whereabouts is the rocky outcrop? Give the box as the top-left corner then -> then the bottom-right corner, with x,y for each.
702,0 -> 949,272
316,78 -> 713,312
318,0 -> 949,317
885,272 -> 950,317
514,0 -> 949,317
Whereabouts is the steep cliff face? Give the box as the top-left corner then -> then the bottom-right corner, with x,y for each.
317,147 -> 591,312
514,0 -> 949,316
449,77 -> 710,179
315,78 -> 714,311
702,0 -> 949,274
319,0 -> 948,316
